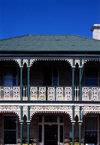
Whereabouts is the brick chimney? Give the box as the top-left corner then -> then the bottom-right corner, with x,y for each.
91,24 -> 100,40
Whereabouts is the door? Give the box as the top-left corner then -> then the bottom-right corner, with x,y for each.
85,117 -> 98,144
44,125 -> 58,145
4,116 -> 17,144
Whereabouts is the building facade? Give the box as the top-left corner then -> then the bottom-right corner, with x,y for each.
0,25 -> 100,145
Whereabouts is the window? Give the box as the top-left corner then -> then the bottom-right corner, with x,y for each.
3,68 -> 17,86
39,116 -> 42,123
85,117 -> 98,144
52,69 -> 58,86
43,68 -> 52,86
85,68 -> 98,86
4,116 -> 17,144
43,67 -> 58,86
39,125 -> 42,142
60,125 -> 63,142
60,116 -> 64,123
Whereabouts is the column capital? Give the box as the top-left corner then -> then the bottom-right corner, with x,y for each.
71,120 -> 76,124
72,65 -> 75,68
78,120 -> 83,123
27,65 -> 30,68
79,66 -> 83,68
27,120 -> 30,124
20,120 -> 23,124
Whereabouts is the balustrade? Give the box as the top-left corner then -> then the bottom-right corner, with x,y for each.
82,87 -> 100,101
0,86 -> 100,102
30,86 -> 72,101
0,86 -> 20,100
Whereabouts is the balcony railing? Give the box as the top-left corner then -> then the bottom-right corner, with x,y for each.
82,87 -> 100,101
0,86 -> 100,102
30,86 -> 72,101
0,86 -> 20,101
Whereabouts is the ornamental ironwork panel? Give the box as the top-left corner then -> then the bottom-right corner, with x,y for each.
56,87 -> 64,101
38,87 -> 46,100
0,86 -> 20,100
47,87 -> 55,101
30,87 -> 38,100
64,87 -> 72,101
82,87 -> 100,101
30,86 -> 72,101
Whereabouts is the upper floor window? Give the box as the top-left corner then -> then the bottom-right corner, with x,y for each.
52,69 -> 58,86
43,68 -> 58,86
0,67 -> 18,86
84,68 -> 98,86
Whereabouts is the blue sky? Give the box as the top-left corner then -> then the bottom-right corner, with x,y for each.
0,0 -> 100,39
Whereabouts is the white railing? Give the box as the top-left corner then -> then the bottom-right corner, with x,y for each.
30,86 -> 72,101
0,86 -> 20,101
1,86 -> 100,101
82,87 -> 100,101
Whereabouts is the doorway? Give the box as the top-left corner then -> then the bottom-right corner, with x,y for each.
44,125 -> 58,145
38,115 -> 64,145
85,117 -> 98,144
4,116 -> 17,144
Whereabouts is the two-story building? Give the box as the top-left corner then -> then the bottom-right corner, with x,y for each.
0,24 -> 100,145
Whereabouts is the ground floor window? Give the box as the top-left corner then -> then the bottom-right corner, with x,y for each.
4,116 -> 17,144
85,117 -> 98,144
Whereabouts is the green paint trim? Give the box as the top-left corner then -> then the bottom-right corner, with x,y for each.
20,59 -> 23,101
20,123 -> 23,145
27,106 -> 30,145
20,106 -> 23,145
1,53 -> 100,57
80,58 -> 82,66
79,68 -> 82,101
72,105 -> 75,121
1,100 -> 100,104
79,59 -> 82,101
20,106 -> 23,121
28,58 -> 30,66
72,58 -> 75,101
79,106 -> 82,145
79,123 -> 82,145
27,123 -> 30,145
72,106 -> 75,145
28,106 -> 30,121
27,59 -> 30,101
79,106 -> 82,121
72,123 -> 75,145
